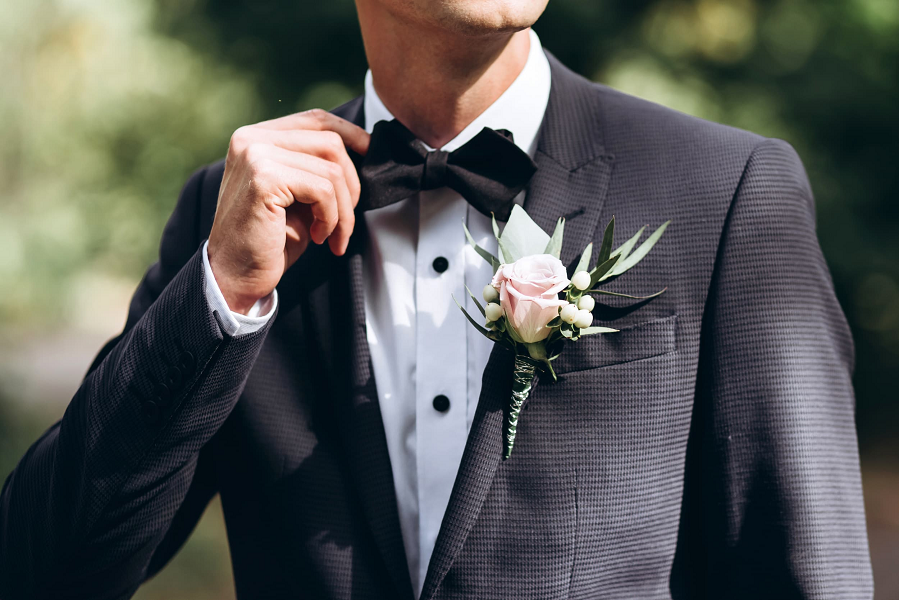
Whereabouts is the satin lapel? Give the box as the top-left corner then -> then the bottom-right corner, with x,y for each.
419,52 -> 614,600
306,97 -> 415,600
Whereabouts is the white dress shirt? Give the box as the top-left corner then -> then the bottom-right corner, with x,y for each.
202,28 -> 551,597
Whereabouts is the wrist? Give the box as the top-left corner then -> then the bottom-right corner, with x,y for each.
207,245 -> 266,316
220,287 -> 263,316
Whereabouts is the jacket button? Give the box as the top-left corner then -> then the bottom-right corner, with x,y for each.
152,382 -> 171,408
178,351 -> 196,376
153,381 -> 171,400
164,365 -> 182,390
142,401 -> 160,423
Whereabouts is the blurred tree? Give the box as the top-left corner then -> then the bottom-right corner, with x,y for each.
0,0 -> 263,330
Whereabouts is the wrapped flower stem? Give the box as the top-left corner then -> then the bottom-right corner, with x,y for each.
504,355 -> 539,460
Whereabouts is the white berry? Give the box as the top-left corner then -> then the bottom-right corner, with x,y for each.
560,304 -> 579,324
485,302 -> 504,322
571,270 -> 591,291
483,284 -> 499,303
574,309 -> 593,329
577,295 -> 595,312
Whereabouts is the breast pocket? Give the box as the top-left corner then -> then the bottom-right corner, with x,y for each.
551,314 -> 678,375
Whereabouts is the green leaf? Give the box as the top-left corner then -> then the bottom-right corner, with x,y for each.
463,220 -> 501,273
465,285 -> 486,317
579,326 -> 620,335
546,316 -> 563,328
587,287 -> 667,300
453,295 -> 497,341
574,242 -> 593,275
598,216 -> 615,264
612,225 -> 645,265
542,359 -> 558,382
491,213 -> 506,263
544,217 -> 565,258
526,342 -> 548,360
499,204 -> 551,261
589,253 -> 621,287
609,220 -> 670,276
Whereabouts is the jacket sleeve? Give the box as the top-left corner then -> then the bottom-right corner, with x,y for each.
0,165 -> 272,599
672,139 -> 873,599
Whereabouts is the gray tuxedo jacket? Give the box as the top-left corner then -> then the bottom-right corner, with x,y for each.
0,52 -> 872,599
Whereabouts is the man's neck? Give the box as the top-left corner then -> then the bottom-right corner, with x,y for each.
357,4 -> 531,149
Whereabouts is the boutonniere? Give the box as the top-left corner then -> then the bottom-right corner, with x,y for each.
455,205 -> 670,459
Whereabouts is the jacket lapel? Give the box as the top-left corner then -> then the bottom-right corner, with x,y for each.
419,51 -> 614,600
305,97 -> 416,600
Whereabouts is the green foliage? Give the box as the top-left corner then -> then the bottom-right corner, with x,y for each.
0,0 -> 263,329
543,217 -> 565,258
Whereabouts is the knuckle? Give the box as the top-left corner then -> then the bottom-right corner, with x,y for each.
325,161 -> 343,180
306,108 -> 328,126
320,131 -> 343,158
247,157 -> 272,180
244,142 -> 266,161
317,178 -> 336,200
325,130 -> 343,147
229,126 -> 251,153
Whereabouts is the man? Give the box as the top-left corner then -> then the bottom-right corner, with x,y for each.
0,0 -> 873,598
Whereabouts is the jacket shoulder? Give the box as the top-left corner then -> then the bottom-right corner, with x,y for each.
593,82 -> 765,168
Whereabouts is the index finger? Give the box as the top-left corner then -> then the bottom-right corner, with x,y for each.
256,108 -> 370,156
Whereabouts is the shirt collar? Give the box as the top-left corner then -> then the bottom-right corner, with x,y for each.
362,28 -> 551,157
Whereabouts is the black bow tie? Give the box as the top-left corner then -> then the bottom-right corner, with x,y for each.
354,119 -> 537,221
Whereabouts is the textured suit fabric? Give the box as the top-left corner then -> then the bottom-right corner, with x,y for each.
0,51 -> 872,599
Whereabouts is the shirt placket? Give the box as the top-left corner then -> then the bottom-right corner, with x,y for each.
414,187 -> 469,589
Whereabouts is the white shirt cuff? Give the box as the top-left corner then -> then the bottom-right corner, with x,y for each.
202,240 -> 277,337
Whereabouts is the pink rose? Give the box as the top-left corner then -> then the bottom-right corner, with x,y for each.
491,254 -> 570,343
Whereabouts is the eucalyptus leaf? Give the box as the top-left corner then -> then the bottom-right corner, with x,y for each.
543,359 -> 558,382
574,242 -> 593,275
589,253 -> 621,287
453,296 -> 497,341
491,214 -> 505,263
598,216 -> 615,264
579,326 -> 620,335
609,220 -> 670,276
465,285 -> 486,317
544,217 -> 565,258
463,220 -> 501,273
499,204 -> 551,261
588,287 -> 667,300
612,225 -> 645,265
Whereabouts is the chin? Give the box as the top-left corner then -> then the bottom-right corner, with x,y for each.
404,0 -> 549,35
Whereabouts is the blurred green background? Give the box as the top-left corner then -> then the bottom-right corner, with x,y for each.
1,0 -> 897,597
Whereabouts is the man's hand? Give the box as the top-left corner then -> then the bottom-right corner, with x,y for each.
207,109 -> 369,314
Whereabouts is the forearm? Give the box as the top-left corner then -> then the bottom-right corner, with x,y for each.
0,248 -> 273,598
